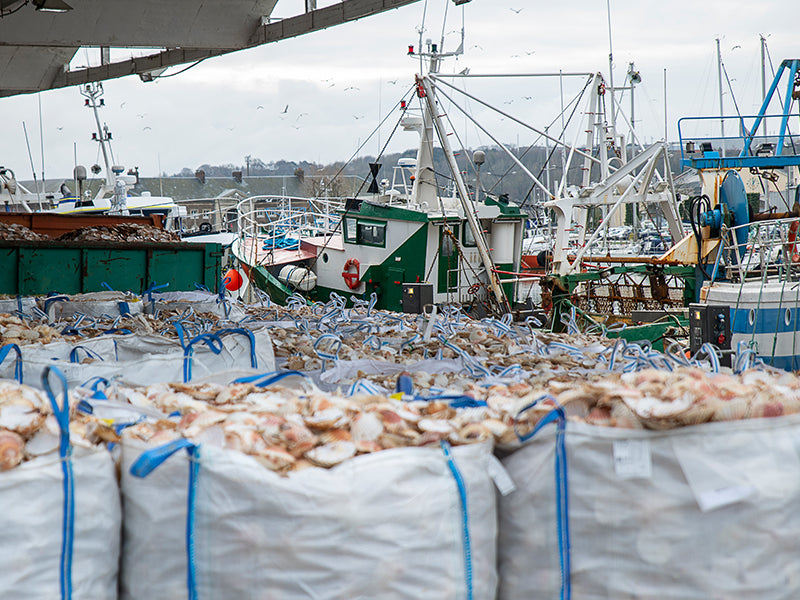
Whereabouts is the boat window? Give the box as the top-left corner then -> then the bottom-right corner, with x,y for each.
344,218 -> 358,243
462,224 -> 477,247
357,222 -> 386,247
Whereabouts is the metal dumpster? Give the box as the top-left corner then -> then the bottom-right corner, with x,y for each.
0,241 -> 222,295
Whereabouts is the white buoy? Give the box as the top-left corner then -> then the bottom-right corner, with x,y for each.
278,265 -> 317,291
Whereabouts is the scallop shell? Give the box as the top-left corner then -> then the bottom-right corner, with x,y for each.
304,407 -> 345,430
711,398 -> 750,422
676,402 -> 716,426
418,418 -> 455,435
255,446 -> 296,471
192,424 -> 226,448
214,383 -> 256,405
0,429 -> 24,471
305,441 -> 356,467
354,440 -> 383,453
350,412 -> 384,442
749,398 -> 784,420
0,397 -> 46,435
449,423 -> 491,445
278,422 -> 318,458
483,418 -> 516,445
169,382 -> 224,402
319,428 -> 352,444
25,416 -> 60,458
180,410 -> 227,438
585,406 -> 612,427
610,402 -> 644,429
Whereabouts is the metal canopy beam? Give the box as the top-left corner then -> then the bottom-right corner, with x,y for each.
0,0 -> 422,97
250,0 -> 420,45
0,0 -> 279,49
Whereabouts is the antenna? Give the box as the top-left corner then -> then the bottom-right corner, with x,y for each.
22,121 -> 42,207
38,94 -> 45,197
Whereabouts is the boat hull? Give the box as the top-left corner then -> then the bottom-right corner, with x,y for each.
703,281 -> 800,370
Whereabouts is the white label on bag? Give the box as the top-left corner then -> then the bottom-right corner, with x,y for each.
673,430 -> 800,512
696,485 -> 755,512
613,439 -> 652,479
486,454 -> 517,496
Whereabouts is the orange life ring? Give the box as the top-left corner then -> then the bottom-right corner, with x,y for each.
788,219 -> 800,262
342,258 -> 361,289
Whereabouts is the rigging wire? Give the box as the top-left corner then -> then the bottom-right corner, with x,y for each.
303,86 -> 418,274
721,60 -> 744,132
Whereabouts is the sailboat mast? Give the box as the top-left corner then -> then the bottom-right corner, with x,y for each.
716,38 -> 726,145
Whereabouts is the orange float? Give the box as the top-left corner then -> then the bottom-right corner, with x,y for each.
224,268 -> 244,291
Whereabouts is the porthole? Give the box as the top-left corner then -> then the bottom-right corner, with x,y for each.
748,309 -> 756,326
322,253 -> 329,263
786,308 -> 792,327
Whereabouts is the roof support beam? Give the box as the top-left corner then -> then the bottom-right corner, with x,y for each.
34,0 -> 421,95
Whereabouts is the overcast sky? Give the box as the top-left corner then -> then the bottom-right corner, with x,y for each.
0,0 -> 795,180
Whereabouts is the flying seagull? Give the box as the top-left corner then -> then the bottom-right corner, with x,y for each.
510,7 -> 523,14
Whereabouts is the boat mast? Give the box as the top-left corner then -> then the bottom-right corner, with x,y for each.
80,83 -> 113,184
760,34 -> 767,136
605,0 -> 618,149
716,38 -> 726,147
418,74 -> 510,314
760,35 -> 767,104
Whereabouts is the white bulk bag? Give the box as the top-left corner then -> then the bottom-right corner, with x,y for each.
498,411 -> 800,600
1,327 -> 275,388
120,439 -> 498,600
0,448 -> 122,599
42,291 -> 144,320
146,290 -> 246,321
0,368 -> 121,599
0,296 -> 37,314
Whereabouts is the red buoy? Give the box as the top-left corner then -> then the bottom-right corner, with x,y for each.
224,268 -> 243,291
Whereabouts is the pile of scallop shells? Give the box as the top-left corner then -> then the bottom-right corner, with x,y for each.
0,381 -> 117,471
249,301 -> 612,377
114,380 -> 514,473
91,363 -> 800,475
0,222 -> 49,242
562,367 -> 800,429
1,315 -> 62,346
56,223 -> 180,243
